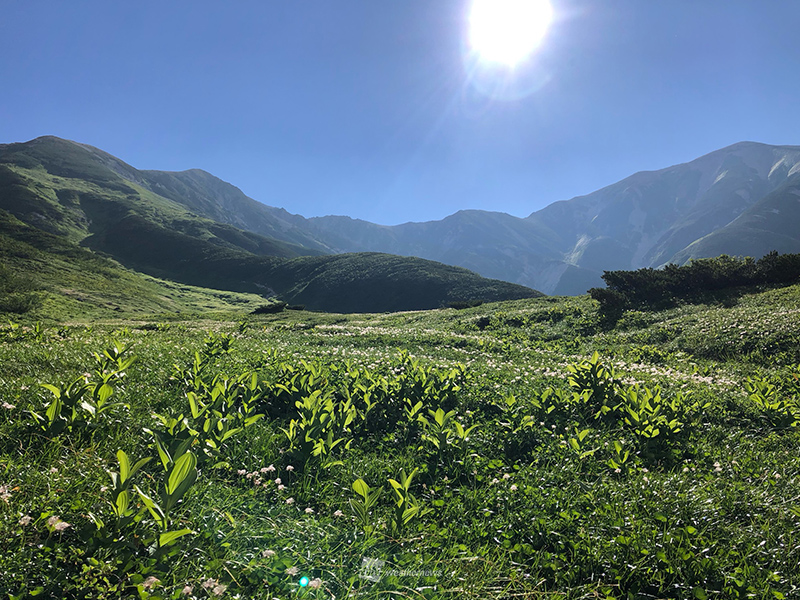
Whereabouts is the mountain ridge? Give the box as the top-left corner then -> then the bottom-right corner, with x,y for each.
4,135 -> 800,300
0,136 -> 541,315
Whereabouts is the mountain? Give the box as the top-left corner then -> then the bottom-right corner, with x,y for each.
0,136 -> 541,315
306,142 -> 800,294
530,142 -> 800,279
148,139 -> 795,297
4,135 -> 799,306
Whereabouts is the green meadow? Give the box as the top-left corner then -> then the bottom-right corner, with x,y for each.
1,284 -> 799,599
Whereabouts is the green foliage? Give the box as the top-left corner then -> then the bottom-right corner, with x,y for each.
150,370 -> 265,469
251,301 -> 287,314
350,478 -> 383,536
387,467 -> 430,535
3,285 -> 800,599
0,262 -> 41,314
745,374 -> 800,428
30,340 -> 133,435
281,388 -> 355,470
592,251 -> 800,317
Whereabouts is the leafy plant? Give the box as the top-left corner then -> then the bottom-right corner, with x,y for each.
350,478 -> 383,536
281,389 -> 355,470
745,375 -> 800,427
388,467 -> 429,535
134,451 -> 197,544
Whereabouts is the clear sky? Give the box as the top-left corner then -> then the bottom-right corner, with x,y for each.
2,1 -> 799,225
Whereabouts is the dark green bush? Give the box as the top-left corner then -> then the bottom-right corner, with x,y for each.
593,252 -> 800,317
250,301 -> 287,314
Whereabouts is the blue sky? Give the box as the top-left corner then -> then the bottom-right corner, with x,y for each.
2,1 -> 799,225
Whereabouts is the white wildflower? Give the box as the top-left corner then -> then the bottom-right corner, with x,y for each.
53,519 -> 71,531
202,578 -> 218,590
212,583 -> 227,596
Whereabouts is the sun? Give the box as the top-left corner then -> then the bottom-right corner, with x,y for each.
469,0 -> 553,67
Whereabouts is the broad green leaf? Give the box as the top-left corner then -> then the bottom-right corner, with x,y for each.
367,486 -> 383,509
117,450 -> 131,482
40,384 -> 61,398
151,434 -> 172,471
220,427 -> 242,442
134,485 -> 166,528
349,498 -> 367,523
115,490 -> 130,517
402,506 -> 420,524
352,478 -> 370,500
130,456 -> 152,479
45,396 -> 63,426
166,452 -> 197,511
187,392 -> 200,418
96,383 -> 114,403
159,528 -> 193,547
244,414 -> 264,427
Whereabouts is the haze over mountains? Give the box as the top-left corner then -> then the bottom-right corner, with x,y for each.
2,136 -> 800,313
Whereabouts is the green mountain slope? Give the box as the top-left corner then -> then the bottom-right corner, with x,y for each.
0,136 -> 316,259
0,210 -> 269,318
0,136 -> 542,315
84,212 -> 541,311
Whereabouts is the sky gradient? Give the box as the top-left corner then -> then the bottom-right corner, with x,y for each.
2,1 -> 799,225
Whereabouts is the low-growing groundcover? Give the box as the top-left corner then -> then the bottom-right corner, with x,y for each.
1,286 -> 799,599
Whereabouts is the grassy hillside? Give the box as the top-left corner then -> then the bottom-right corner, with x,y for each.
0,210 -> 273,319
1,285 -> 799,598
0,137 -> 543,313
0,137 -> 317,258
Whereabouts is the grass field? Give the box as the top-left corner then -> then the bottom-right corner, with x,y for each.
1,284 -> 799,599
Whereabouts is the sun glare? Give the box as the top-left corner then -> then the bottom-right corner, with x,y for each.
469,0 -> 553,67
